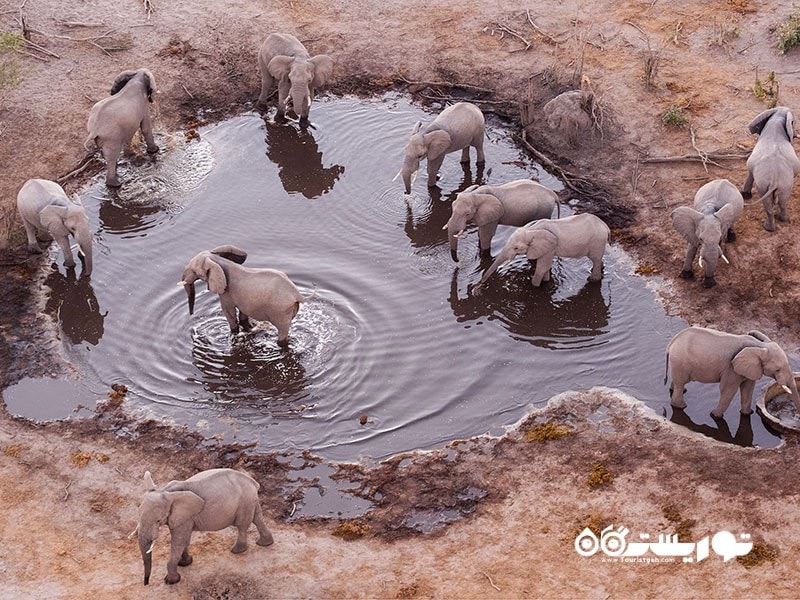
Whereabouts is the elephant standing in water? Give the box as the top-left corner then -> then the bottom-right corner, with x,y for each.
740,106 -> 800,231
445,179 -> 559,261
478,213 -> 609,288
180,245 -> 314,346
17,179 -> 93,275
135,469 -> 273,585
396,102 -> 485,194
85,68 -> 159,187
665,326 -> 800,418
671,178 -> 743,288
257,33 -> 333,124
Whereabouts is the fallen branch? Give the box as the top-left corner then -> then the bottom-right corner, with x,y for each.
60,21 -> 106,28
480,571 -> 501,592
417,93 -> 512,107
181,83 -> 194,99
24,38 -> 60,59
57,154 -> 100,183
525,10 -> 566,44
63,481 -> 72,501
15,48 -> 48,61
398,76 -> 494,94
486,23 -> 531,51
641,153 -> 749,164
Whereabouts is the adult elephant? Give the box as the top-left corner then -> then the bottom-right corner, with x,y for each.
665,326 -> 800,418
180,245 -> 314,346
17,179 -> 93,276
445,179 -> 559,261
257,33 -> 333,124
477,213 -> 610,288
740,106 -> 800,231
395,102 -> 485,194
85,68 -> 159,187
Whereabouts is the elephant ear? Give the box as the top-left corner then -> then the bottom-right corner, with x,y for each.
732,347 -> 766,381
267,55 -> 294,80
39,205 -> 69,236
110,70 -> 138,96
670,207 -> 702,244
785,109 -> 795,141
462,184 -> 480,193
310,55 -> 334,88
143,471 -> 157,491
525,229 -> 558,261
713,204 -> 737,233
423,130 -> 451,161
747,108 -> 778,135
472,193 -> 504,226
203,257 -> 227,294
411,121 -> 424,135
165,490 -> 205,528
142,69 -> 156,103
211,245 -> 247,265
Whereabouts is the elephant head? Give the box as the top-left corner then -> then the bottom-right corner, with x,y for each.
110,68 -> 156,102
478,227 -> 551,286
747,106 -> 795,141
446,186 -> 502,261
671,204 -> 736,288
267,55 -> 333,120
40,199 -> 93,275
732,343 -> 800,409
396,122 -> 451,194
179,245 -> 247,314
136,472 -> 204,586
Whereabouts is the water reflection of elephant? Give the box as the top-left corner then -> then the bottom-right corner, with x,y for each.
669,407 -> 754,448
44,268 -> 106,346
404,161 -> 485,249
264,121 -> 344,198
448,267 -> 609,348
190,335 -> 308,403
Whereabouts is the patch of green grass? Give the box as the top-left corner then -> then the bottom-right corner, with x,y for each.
777,12 -> 800,54
586,463 -> 613,489
0,31 -> 23,97
736,542 -> 778,568
661,105 -> 689,128
753,71 -> 779,108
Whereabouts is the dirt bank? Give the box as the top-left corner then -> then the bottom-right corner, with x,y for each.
2,0 -> 800,597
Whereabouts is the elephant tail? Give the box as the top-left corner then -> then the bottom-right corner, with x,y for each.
300,285 -> 318,302
756,184 -> 778,207
84,133 -> 99,152
664,350 -> 670,386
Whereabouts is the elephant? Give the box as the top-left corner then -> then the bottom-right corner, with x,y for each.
445,179 -> 559,261
740,106 -> 800,231
180,245 -> 313,346
671,178 -> 743,288
477,213 -> 610,288
665,326 -> 800,418
16,179 -> 93,276
257,33 -> 333,124
395,102 -> 486,194
135,469 -> 273,585
85,68 -> 158,188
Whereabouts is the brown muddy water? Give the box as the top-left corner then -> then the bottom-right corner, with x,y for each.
5,95 -> 793,462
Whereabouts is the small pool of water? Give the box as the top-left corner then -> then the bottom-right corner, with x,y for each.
8,95 -> 791,457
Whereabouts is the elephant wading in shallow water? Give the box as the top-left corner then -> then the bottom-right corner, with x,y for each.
740,106 -> 800,231
478,213 -> 610,288
665,326 -> 800,418
135,469 -> 273,585
17,179 -> 93,275
671,178 -> 743,288
396,102 -> 485,194
180,245 -> 314,346
85,68 -> 159,188
445,179 -> 559,261
257,33 -> 333,124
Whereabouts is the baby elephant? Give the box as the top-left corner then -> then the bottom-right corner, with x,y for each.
671,178 -> 743,288
445,179 -> 559,261
665,326 -> 800,418
180,245 -> 313,346
85,68 -> 158,187
135,469 -> 273,585
478,213 -> 610,288
17,179 -> 93,276
396,102 -> 485,194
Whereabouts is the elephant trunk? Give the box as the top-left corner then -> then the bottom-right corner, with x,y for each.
448,215 -> 467,262
290,83 -> 311,119
139,534 -> 153,585
478,250 -> 512,287
785,375 -> 800,411
400,156 -> 420,194
184,282 -> 196,315
699,244 -> 720,288
75,230 -> 93,276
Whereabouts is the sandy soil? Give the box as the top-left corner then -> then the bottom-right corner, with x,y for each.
2,0 -> 800,597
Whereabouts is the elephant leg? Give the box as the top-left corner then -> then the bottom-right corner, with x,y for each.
761,189 -> 776,232
777,190 -> 790,222
275,80 -> 291,119
738,379 -> 756,415
460,147 -> 470,163
165,524 -> 193,585
427,155 -> 445,187
178,548 -> 193,567
477,223 -> 498,253
257,71 -> 274,107
531,255 -> 553,287
275,322 -> 291,347
680,242 -> 698,279
219,299 -> 240,333
711,374 -> 741,418
238,312 -> 253,332
473,136 -> 486,164
54,234 -> 76,268
102,142 -> 123,188
141,113 -> 158,154
669,373 -> 688,409
588,251 -> 604,281
253,505 -> 274,547
23,221 -> 42,254
726,227 -> 736,243
740,171 -> 754,199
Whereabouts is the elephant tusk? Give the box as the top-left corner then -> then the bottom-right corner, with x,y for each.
177,281 -> 188,286
720,251 -> 730,265
452,229 -> 465,239
442,222 -> 449,230
128,526 -> 138,540
411,171 -> 418,185
698,256 -> 705,269
306,94 -> 311,107
77,244 -> 85,258
782,385 -> 793,395
146,541 -> 155,554
392,169 -> 403,182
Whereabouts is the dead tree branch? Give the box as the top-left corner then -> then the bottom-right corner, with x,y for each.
486,23 -> 531,51
398,76 -> 494,94
641,153 -> 748,165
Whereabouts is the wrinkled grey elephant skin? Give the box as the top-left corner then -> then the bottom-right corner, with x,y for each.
671,178 -> 743,288
135,469 -> 273,585
665,326 -> 800,418
16,179 -> 93,276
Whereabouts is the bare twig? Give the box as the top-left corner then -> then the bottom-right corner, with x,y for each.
181,84 -> 194,99
480,571 -> 501,592
60,21 -> 106,28
487,23 -> 531,51
24,39 -> 60,58
63,481 -> 72,501
641,153 -> 748,165
57,154 -> 100,183
525,10 -> 564,44
417,93 -> 511,106
398,76 -> 494,94
689,127 -> 711,172
14,48 -> 48,61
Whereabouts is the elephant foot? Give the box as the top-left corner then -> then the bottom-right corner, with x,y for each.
299,116 -> 310,128
701,276 -> 716,288
239,320 -> 253,332
257,533 -> 274,547
740,409 -> 753,416
679,269 -> 694,280
146,146 -> 159,155
670,400 -> 687,409
106,179 -> 122,189
27,244 -> 43,254
763,219 -> 776,232
740,190 -> 752,200
165,573 -> 181,585
777,213 -> 789,222
478,247 -> 492,261
178,553 -> 192,567
274,112 -> 288,124
710,411 -> 725,421
277,338 -> 290,349
231,541 -> 248,554
726,230 -> 736,243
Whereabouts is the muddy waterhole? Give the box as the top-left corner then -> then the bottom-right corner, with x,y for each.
6,95 -> 793,459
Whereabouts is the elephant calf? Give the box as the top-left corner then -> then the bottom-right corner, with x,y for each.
445,179 -> 559,261
478,213 -> 610,288
85,68 -> 158,188
180,245 -> 314,346
135,469 -> 274,585
671,178 -> 743,288
16,179 -> 93,276
665,326 -> 800,418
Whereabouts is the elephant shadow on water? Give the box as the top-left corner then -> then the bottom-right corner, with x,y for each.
263,120 -> 344,199
668,407 -> 755,448
403,161 -> 485,250
448,265 -> 610,348
43,268 -> 106,346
